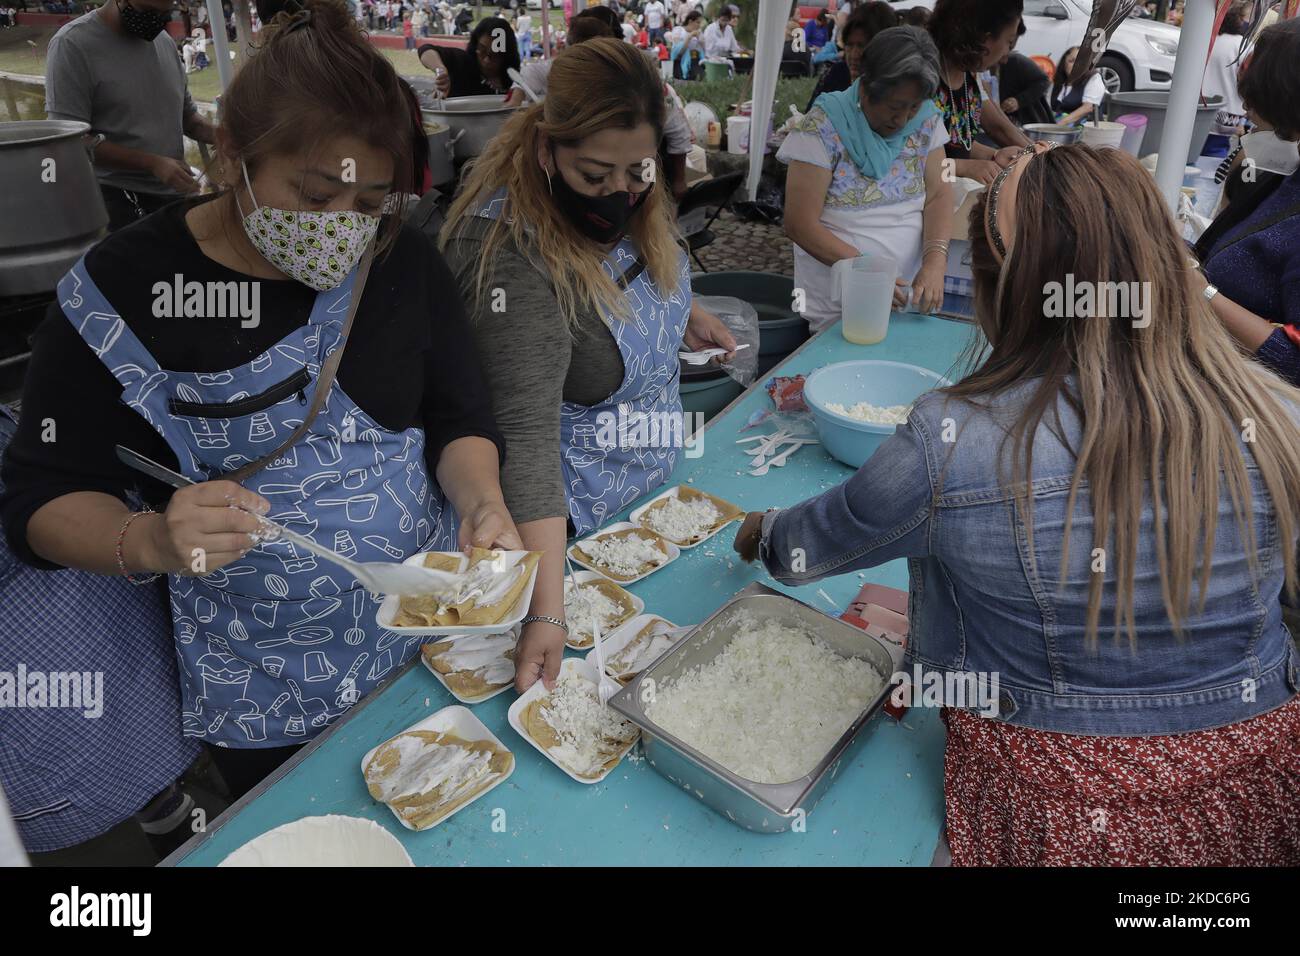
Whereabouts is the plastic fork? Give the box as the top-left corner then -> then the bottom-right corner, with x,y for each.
679,343 -> 750,365
590,612 -> 621,707
114,445 -> 471,598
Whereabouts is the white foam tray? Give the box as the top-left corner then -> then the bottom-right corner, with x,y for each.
360,704 -> 514,830
628,485 -> 743,548
564,569 -> 645,650
420,625 -> 519,704
506,657 -> 638,786
375,549 -> 539,637
566,522 -> 681,585
585,613 -> 680,682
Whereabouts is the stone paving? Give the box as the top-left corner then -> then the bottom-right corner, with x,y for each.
692,209 -> 793,277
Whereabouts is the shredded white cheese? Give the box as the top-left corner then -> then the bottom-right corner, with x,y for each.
642,495 -> 721,543
644,614 -> 882,784
825,401 -> 911,425
564,581 -> 624,639
578,533 -> 667,578
537,672 -> 638,777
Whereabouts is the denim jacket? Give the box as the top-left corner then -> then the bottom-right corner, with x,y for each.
759,380 -> 1300,735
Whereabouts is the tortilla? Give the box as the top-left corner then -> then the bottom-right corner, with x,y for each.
569,528 -> 672,582
393,549 -> 541,627
421,637 -> 517,699
521,697 -> 636,781
364,729 -> 513,830
564,577 -> 639,649
637,486 -> 745,545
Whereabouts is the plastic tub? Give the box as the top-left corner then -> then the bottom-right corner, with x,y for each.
1115,113 -> 1147,156
1105,92 -> 1223,163
1080,120 -> 1126,150
726,115 -> 750,154
804,360 -> 951,468
704,60 -> 731,83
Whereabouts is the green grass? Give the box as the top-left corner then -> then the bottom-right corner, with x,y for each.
671,74 -> 818,127
3,19 -> 819,126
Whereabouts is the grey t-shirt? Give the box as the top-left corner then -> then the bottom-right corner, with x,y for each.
45,11 -> 195,196
443,218 -> 626,525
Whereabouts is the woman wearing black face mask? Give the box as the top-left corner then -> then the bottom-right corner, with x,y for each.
442,38 -> 736,695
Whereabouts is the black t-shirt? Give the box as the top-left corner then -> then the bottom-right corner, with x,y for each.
419,44 -> 508,98
1,196 -> 504,568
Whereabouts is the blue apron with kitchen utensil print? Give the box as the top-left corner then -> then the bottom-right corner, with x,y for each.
56,256 -> 458,747
473,193 -> 692,535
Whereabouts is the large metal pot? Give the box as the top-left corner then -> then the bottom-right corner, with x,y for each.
423,119 -> 456,186
421,95 -> 515,161
0,120 -> 108,296
1023,123 -> 1083,146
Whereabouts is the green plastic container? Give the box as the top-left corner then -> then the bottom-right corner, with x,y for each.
703,60 -> 731,83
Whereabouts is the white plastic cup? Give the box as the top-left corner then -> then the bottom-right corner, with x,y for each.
833,255 -> 897,345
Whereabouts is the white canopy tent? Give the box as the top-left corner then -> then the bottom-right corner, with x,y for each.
744,0 -> 792,202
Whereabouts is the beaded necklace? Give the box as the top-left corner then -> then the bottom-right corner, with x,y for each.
938,64 -> 978,152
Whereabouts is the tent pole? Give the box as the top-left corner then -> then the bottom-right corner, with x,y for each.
1153,0 -> 1215,213
206,0 -> 234,92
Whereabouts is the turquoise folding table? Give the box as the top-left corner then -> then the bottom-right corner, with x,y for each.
169,312 -> 980,866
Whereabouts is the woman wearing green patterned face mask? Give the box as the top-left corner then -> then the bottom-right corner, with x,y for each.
4,0 -> 522,800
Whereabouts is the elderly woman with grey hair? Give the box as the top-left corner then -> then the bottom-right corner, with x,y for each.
779,26 -> 953,331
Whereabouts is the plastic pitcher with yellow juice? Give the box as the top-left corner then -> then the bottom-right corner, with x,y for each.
833,255 -> 897,345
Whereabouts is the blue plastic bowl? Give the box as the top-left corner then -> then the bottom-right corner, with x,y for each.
804,360 -> 951,468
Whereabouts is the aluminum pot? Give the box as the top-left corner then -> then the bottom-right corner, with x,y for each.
0,120 -> 108,296
1023,123 -> 1083,145
423,120 -> 456,186
421,95 -> 514,161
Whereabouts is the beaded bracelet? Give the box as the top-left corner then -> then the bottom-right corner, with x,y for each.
116,508 -> 162,584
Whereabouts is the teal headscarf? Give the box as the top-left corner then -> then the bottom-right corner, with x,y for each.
813,79 -> 939,180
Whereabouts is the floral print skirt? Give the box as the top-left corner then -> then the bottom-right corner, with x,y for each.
941,696 -> 1300,866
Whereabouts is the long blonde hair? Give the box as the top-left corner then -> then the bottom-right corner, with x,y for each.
957,145 -> 1300,642
441,38 -> 682,329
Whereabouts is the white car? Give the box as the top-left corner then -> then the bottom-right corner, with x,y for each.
888,0 -> 1180,92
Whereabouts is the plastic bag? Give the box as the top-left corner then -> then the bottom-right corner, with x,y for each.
693,294 -> 760,387
1177,190 -> 1213,241
735,375 -> 818,437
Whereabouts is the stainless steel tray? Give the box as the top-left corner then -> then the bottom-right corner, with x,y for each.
609,582 -> 895,832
